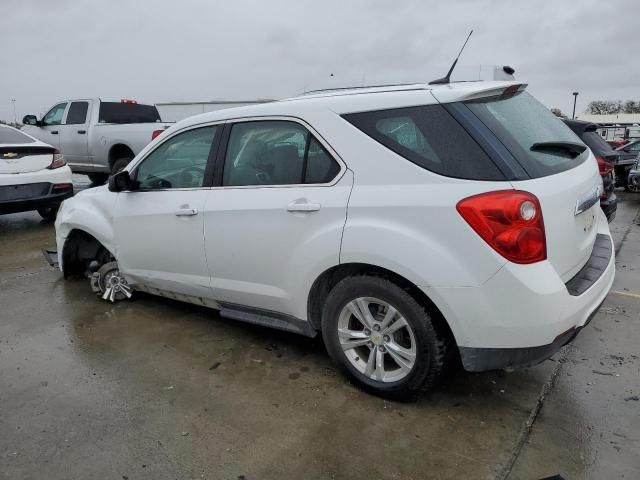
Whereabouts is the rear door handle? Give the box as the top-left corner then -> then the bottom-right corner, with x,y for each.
287,201 -> 321,212
77,130 -> 86,134
51,131 -> 58,135
175,208 -> 198,217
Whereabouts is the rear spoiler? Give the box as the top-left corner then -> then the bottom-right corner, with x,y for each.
457,83 -> 528,102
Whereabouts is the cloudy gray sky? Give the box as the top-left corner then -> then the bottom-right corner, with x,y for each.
1,0 -> 638,122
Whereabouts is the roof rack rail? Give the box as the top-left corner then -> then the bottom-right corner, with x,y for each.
302,82 -> 423,95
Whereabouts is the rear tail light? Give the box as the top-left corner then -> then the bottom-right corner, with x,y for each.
47,151 -> 66,169
595,155 -> 614,176
456,190 -> 546,264
52,183 -> 73,192
151,129 -> 165,140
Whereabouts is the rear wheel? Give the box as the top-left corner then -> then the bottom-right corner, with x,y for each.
322,275 -> 451,399
87,173 -> 108,185
111,157 -> 133,175
37,204 -> 59,222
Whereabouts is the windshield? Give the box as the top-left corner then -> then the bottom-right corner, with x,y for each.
465,91 -> 587,178
0,126 -> 36,144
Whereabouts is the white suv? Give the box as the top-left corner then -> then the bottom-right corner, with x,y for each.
55,81 -> 615,398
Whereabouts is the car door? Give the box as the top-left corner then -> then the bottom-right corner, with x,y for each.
113,124 -> 221,299
203,118 -> 352,318
59,100 -> 91,169
32,102 -> 68,149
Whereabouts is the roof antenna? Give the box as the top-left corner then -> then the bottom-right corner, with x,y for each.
429,30 -> 473,85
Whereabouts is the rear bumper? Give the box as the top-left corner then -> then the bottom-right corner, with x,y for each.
458,301 -> 601,371
0,183 -> 73,214
423,214 -> 615,371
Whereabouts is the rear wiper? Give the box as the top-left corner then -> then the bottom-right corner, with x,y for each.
530,141 -> 587,158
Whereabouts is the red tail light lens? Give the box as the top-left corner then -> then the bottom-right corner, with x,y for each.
47,151 -> 66,169
456,190 -> 546,264
151,129 -> 165,140
595,156 -> 614,176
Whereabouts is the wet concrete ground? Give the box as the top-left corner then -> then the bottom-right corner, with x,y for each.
1,179 -> 639,479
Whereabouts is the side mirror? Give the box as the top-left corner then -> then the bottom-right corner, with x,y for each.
22,115 -> 38,126
108,170 -> 133,192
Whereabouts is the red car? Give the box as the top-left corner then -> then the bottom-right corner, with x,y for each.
607,138 -> 629,149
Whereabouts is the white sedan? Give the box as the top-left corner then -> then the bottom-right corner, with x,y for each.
0,124 -> 73,220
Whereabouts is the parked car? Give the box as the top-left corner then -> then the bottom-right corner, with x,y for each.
22,99 -> 172,184
54,81 -> 614,398
616,138 -> 640,156
563,120 -> 637,191
606,138 -> 628,149
628,158 -> 640,192
563,120 -> 617,220
0,125 -> 73,220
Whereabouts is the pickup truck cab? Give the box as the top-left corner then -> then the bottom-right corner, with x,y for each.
23,99 -> 172,184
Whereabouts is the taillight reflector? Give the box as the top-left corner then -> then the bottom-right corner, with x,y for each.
47,151 -> 66,169
151,129 -> 164,140
456,190 -> 547,264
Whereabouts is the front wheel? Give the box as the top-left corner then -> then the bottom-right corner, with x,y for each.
322,275 -> 451,399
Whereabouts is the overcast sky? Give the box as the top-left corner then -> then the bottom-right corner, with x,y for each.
1,0 -> 638,122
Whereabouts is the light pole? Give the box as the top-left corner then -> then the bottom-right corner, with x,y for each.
572,92 -> 579,119
11,99 -> 17,126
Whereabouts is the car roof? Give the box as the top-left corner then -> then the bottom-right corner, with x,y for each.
174,80 -> 525,130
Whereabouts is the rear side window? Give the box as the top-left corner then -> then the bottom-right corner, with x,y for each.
65,101 -> 89,125
465,91 -> 587,178
99,102 -> 161,124
0,126 -> 35,144
342,104 -> 504,180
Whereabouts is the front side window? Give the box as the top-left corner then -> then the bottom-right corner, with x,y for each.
343,104 -> 505,181
42,103 -> 67,126
222,120 -> 340,186
134,126 -> 217,190
66,101 -> 89,125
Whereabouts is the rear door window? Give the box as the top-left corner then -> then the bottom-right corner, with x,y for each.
65,101 -> 89,125
342,104 -> 505,181
465,91 -> 587,178
222,120 -> 341,186
0,126 -> 36,144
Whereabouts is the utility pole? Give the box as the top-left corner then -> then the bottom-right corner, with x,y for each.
11,99 -> 17,125
572,92 -> 579,119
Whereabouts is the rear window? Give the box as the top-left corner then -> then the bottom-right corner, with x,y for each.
98,103 -> 161,124
465,91 -> 587,178
342,104 -> 505,180
0,126 -> 35,144
581,131 -> 613,156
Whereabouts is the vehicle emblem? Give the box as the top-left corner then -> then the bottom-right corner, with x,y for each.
3,152 -> 18,158
574,185 -> 601,216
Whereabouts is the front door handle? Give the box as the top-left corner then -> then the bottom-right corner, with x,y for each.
287,201 -> 321,212
77,130 -> 86,134
175,208 -> 198,217
51,131 -> 58,135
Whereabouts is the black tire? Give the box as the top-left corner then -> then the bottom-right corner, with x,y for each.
37,204 -> 59,222
111,157 -> 132,175
322,275 -> 451,400
87,173 -> 108,185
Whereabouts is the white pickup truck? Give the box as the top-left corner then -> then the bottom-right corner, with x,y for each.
22,99 -> 172,184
